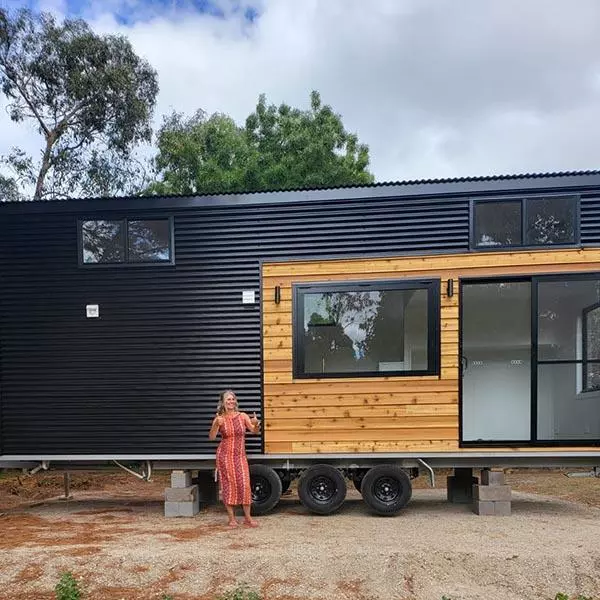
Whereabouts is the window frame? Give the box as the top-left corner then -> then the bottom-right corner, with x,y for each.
469,194 -> 580,251
77,216 -> 175,267
460,271 -> 600,448
292,278 -> 440,380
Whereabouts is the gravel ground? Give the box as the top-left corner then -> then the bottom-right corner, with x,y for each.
1,479 -> 600,600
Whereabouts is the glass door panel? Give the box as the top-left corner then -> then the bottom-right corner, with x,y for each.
461,281 -> 531,441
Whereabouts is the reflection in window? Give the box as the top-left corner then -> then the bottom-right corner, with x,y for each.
526,197 -> 576,245
128,220 -> 171,262
295,281 -> 438,378
583,303 -> 600,391
474,201 -> 521,247
538,280 -> 600,361
82,220 -> 125,264
81,218 -> 173,265
472,196 -> 578,249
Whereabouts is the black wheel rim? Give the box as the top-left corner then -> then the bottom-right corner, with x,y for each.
373,476 -> 400,503
252,476 -> 271,503
308,476 -> 337,503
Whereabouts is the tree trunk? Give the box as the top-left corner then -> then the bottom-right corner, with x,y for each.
33,134 -> 56,201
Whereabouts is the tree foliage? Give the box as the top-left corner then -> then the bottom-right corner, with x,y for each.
0,172 -> 21,201
149,110 -> 252,195
0,8 -> 158,200
149,91 -> 374,195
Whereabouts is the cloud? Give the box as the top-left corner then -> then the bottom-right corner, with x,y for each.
2,0 -> 600,190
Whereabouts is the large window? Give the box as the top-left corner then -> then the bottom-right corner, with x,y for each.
293,279 -> 440,378
472,195 -> 578,249
80,218 -> 174,265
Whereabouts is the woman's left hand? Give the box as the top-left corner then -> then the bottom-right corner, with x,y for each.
250,412 -> 260,429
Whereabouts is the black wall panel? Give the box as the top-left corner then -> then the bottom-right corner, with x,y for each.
0,195 -> 469,454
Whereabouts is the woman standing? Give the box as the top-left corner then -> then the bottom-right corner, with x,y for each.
209,389 -> 261,528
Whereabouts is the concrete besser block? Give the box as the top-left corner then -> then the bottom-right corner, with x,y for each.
165,485 -> 198,503
493,501 -> 512,516
171,470 -> 192,488
473,484 -> 511,502
473,500 -> 495,516
472,500 -> 512,516
481,469 -> 506,486
164,497 -> 200,518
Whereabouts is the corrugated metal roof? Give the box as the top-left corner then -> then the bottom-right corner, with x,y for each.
3,169 -> 600,205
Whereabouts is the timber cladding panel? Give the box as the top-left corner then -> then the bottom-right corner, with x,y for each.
262,248 -> 600,454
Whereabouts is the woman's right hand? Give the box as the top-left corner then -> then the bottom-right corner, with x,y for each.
214,415 -> 224,427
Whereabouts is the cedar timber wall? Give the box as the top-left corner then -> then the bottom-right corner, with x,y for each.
262,248 -> 600,454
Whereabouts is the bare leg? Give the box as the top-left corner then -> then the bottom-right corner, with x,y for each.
242,504 -> 258,527
225,504 -> 238,527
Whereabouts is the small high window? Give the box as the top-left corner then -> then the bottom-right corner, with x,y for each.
80,218 -> 173,265
472,196 -> 577,249
293,279 -> 440,379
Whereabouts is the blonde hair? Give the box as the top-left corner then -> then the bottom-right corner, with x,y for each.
217,389 -> 238,415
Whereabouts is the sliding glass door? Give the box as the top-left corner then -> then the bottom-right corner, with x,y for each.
461,274 -> 600,445
537,278 -> 600,441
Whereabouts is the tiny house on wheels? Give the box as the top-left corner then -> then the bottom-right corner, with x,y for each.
1,170 -> 600,517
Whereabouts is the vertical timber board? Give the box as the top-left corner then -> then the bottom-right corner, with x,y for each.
262,248 -> 600,454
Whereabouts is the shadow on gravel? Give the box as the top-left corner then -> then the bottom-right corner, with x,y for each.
4,487 -> 594,522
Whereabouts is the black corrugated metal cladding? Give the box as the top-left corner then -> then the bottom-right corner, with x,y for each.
0,195 -> 469,455
580,196 -> 600,245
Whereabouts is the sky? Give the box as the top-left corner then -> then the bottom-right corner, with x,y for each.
1,0 -> 600,184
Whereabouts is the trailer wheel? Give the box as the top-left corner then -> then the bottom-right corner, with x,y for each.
298,464 -> 346,515
361,465 -> 412,516
250,465 -> 282,515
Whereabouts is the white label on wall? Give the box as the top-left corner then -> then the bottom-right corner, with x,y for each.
86,304 -> 99,318
242,290 -> 256,304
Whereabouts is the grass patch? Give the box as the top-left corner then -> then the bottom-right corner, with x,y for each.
55,572 -> 82,600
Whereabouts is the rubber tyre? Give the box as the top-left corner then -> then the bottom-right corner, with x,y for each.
361,465 -> 412,516
249,464 -> 282,515
277,470 -> 292,494
298,464 -> 347,515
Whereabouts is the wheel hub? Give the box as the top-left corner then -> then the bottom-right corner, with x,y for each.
252,476 -> 271,503
309,476 -> 336,502
373,476 -> 400,503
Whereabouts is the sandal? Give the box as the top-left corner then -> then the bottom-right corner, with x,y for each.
243,519 -> 259,528
227,520 -> 239,529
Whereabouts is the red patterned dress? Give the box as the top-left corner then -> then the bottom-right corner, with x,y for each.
216,413 -> 252,505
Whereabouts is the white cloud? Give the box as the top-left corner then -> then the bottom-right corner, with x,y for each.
2,0 -> 600,191
37,0 -> 67,15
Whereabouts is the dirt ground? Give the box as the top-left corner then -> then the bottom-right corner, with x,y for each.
0,467 -> 599,600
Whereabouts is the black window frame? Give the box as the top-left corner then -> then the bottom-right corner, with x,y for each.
78,216 -> 175,267
292,278 -> 440,379
460,271 -> 600,448
469,194 -> 580,251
